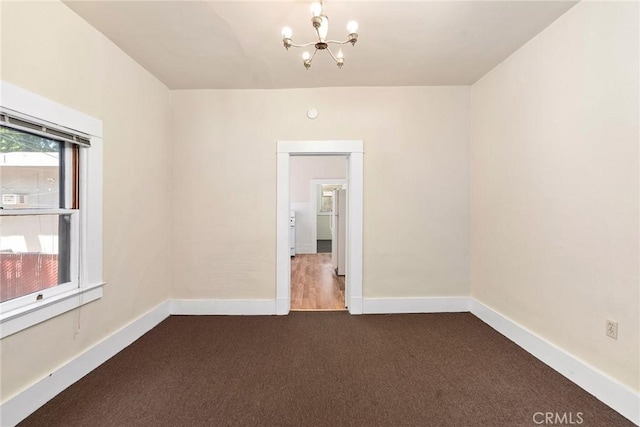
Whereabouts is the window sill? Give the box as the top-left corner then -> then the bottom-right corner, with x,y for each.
0,282 -> 104,339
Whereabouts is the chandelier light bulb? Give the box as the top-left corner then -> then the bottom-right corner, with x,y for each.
302,51 -> 311,61
335,49 -> 344,68
282,27 -> 292,39
347,20 -> 358,34
317,16 -> 329,41
310,2 -> 322,17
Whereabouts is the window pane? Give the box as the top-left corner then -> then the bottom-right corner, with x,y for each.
0,215 -> 71,303
321,195 -> 333,212
319,184 -> 342,212
0,126 -> 65,209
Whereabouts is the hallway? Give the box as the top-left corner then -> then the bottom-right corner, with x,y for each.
290,254 -> 346,311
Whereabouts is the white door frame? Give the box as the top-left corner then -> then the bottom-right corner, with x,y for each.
277,140 -> 363,315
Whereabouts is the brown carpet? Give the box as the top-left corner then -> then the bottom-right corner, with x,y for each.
20,313 -> 633,427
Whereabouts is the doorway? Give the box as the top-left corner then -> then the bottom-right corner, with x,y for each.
276,140 -> 363,315
290,161 -> 347,311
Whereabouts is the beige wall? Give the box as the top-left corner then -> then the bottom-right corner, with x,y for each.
171,87 -> 471,299
290,156 -> 346,203
471,1 -> 639,391
0,1 -> 172,402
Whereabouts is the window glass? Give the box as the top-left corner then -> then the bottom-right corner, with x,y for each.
0,214 -> 72,303
319,184 -> 343,212
0,126 -> 69,209
1,125 -> 77,305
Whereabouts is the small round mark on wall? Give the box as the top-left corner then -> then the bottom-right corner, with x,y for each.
307,108 -> 319,120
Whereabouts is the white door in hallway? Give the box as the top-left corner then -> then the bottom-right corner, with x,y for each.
331,188 -> 347,276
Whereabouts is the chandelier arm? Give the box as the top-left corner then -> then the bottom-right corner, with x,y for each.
310,48 -> 319,62
324,40 -> 351,45
289,41 -> 318,48
327,46 -> 344,69
326,47 -> 339,63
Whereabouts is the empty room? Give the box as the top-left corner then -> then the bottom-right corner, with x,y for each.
0,0 -> 638,426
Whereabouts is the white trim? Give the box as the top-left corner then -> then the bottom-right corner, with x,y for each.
363,297 -> 471,314
0,81 -> 102,138
278,140 -> 363,154
83,136 -> 103,286
0,208 -> 76,216
346,152 -> 363,313
276,297 -> 289,315
470,299 -> 640,425
349,296 -> 363,314
0,283 -> 104,339
0,301 -> 170,426
170,299 -> 276,315
276,152 -> 291,315
276,140 -> 364,315
294,243 -> 315,254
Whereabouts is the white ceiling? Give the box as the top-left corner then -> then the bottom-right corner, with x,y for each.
63,0 -> 578,90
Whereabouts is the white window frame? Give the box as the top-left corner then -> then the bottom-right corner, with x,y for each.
0,81 -> 104,338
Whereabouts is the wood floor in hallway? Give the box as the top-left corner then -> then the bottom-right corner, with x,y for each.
291,254 -> 346,311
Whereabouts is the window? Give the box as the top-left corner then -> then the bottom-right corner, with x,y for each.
0,81 -> 104,338
319,184 -> 343,213
0,125 -> 81,309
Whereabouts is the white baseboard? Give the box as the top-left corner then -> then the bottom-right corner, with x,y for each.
294,243 -> 316,254
276,297 -> 289,315
470,299 -> 640,426
348,296 -> 363,314
0,300 -> 170,427
363,296 -> 470,314
170,299 -> 276,315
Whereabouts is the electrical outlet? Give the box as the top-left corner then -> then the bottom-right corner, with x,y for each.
606,319 -> 618,340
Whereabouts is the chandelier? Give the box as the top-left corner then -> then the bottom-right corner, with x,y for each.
281,1 -> 359,69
